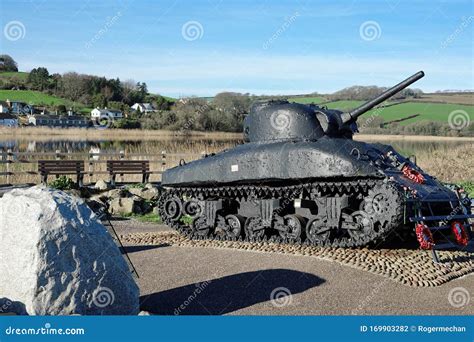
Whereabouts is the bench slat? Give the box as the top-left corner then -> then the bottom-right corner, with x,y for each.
106,167 -> 149,171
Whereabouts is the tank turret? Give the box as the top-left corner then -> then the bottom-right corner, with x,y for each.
243,71 -> 425,142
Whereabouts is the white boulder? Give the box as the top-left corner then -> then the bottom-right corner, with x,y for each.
94,179 -> 110,191
0,186 -> 139,315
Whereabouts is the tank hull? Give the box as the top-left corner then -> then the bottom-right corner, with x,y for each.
162,138 -> 380,186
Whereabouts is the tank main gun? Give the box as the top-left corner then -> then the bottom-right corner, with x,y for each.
340,71 -> 424,125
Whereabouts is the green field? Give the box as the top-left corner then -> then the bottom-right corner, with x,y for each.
0,90 -> 85,108
289,96 -> 474,124
0,71 -> 29,80
288,96 -> 328,104
361,102 -> 474,124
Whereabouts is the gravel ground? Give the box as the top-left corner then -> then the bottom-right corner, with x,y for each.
113,218 -> 474,316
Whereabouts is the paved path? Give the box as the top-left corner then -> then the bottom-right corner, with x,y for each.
113,219 -> 473,316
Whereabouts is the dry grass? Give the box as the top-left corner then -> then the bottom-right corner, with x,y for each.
413,93 -> 474,106
416,143 -> 474,182
0,127 -> 242,141
355,134 -> 474,142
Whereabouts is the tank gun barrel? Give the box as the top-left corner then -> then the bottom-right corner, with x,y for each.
341,71 -> 424,124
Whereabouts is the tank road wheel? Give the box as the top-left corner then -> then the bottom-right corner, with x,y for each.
224,214 -> 244,239
341,212 -> 374,241
192,216 -> 211,237
278,214 -> 305,240
163,196 -> 183,222
244,217 -> 266,240
215,214 -> 244,239
306,217 -> 330,245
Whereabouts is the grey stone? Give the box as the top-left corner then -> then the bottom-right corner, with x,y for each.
144,183 -> 154,190
109,197 -> 142,215
107,189 -> 130,199
94,179 -> 110,191
0,186 -> 139,315
128,187 -> 159,201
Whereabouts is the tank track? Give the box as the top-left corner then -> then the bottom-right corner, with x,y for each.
157,178 -> 405,248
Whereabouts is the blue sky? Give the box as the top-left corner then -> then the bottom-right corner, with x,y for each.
1,0 -> 473,97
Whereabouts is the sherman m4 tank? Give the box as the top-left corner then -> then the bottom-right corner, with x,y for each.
158,71 -> 473,249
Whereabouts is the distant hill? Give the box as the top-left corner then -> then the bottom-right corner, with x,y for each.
0,71 -> 29,81
0,89 -> 90,114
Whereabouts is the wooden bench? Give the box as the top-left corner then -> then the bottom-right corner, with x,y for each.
107,160 -> 150,186
38,160 -> 85,186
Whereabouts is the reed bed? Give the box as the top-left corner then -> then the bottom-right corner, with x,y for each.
0,127 -> 242,141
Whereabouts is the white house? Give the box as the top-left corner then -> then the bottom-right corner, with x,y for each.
0,101 -> 9,113
91,107 -> 123,119
0,113 -> 19,127
131,103 -> 155,113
